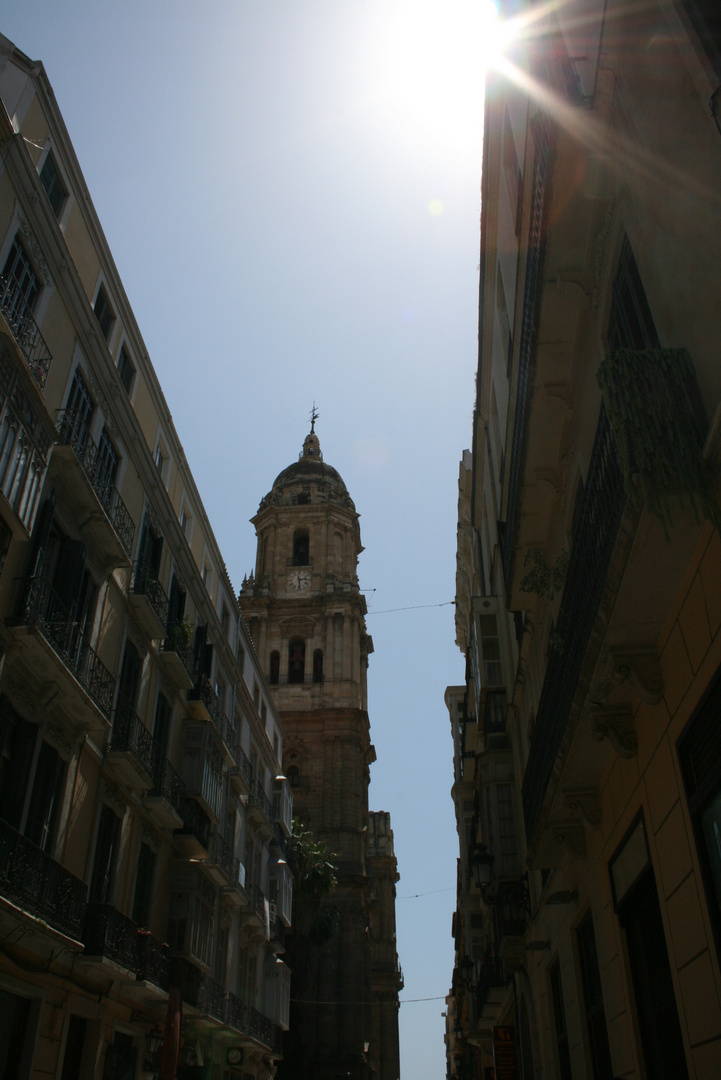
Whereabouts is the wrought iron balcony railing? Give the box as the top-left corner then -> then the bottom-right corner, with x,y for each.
207,830 -> 235,881
474,949 -> 506,1014
0,273 -> 53,390
135,928 -> 170,989
225,990 -> 247,1034
196,973 -> 227,1022
17,574 -> 115,719
249,779 -> 273,823
149,757 -> 186,818
131,561 -> 169,628
162,621 -> 195,680
0,817 -> 87,939
187,678 -> 222,726
522,407 -> 626,842
55,411 -> 135,556
108,707 -> 156,777
176,796 -> 212,852
83,902 -> 139,970
246,1005 -> 282,1053
231,743 -> 252,787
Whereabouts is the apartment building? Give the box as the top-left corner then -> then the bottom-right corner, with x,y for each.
448,3 -> 721,1079
0,34 -> 291,1080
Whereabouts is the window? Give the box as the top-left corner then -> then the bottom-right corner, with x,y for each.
549,962 -> 573,1080
237,641 -> 245,673
253,681 -> 260,708
24,740 -> 65,852
39,153 -> 66,217
116,639 -> 141,720
0,987 -> 36,1080
221,604 -> 230,636
89,804 -> 122,905
2,236 -> 40,313
137,515 -> 163,581
117,346 -> 135,394
180,507 -> 189,535
96,428 -> 118,494
292,529 -> 309,566
313,648 -> 323,683
64,368 -> 93,447
577,911 -> 613,1080
287,765 -> 300,788
132,842 -> 156,927
288,638 -> 305,684
269,651 -> 280,685
610,818 -> 689,1080
93,285 -> 113,340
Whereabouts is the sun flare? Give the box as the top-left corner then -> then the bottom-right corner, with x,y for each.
376,0 -> 514,145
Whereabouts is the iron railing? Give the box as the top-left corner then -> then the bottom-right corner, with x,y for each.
225,991 -> 246,1033
55,411 -> 135,555
249,779 -> 273,822
176,796 -> 211,852
83,903 -> 139,970
148,757 -> 186,818
500,110 -> 554,588
161,622 -> 195,681
17,574 -> 115,718
136,929 -> 170,989
131,561 -> 169,627
187,678 -> 222,726
207,830 -> 235,881
246,1005 -> 282,1053
108,707 -> 156,778
0,274 -> 52,390
218,711 -> 239,759
196,974 -> 227,1023
249,884 -> 267,923
231,743 -> 252,788
474,949 -> 506,1015
0,817 -> 86,939
522,407 -> 626,841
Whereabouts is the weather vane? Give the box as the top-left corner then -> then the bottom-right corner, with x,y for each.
310,401 -> 319,433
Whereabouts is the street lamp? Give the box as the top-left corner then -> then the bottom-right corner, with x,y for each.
468,842 -> 494,890
459,956 -> 475,988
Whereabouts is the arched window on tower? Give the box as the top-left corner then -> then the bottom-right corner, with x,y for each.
269,651 -> 280,685
292,529 -> 309,566
288,638 -> 305,684
287,765 -> 300,788
313,649 -> 323,684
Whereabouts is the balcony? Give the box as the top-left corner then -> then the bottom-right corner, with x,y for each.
52,411 -> 135,568
244,883 -> 268,935
12,574 -> 115,734
181,724 -> 225,822
225,990 -> 247,1034
180,968 -> 226,1025
0,360 -> 53,534
0,818 -> 86,942
186,679 -> 221,727
0,273 -> 52,390
204,831 -> 235,886
216,711 -> 239,765
174,797 -> 212,859
134,929 -> 171,999
81,902 -> 140,975
159,622 -> 195,690
144,758 -> 186,830
246,1005 -> 283,1054
106,708 -> 156,789
129,562 -> 169,640
230,743 -> 252,795
248,779 -> 274,835
522,408 -> 626,844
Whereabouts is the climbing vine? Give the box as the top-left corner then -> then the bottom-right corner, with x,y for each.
520,549 -> 569,601
596,348 -> 720,533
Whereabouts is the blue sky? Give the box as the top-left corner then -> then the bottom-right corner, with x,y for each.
3,3 -> 485,1075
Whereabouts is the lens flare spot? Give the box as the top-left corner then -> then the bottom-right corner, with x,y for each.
428,199 -> 445,216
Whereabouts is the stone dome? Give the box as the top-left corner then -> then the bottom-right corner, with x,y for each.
262,428 -> 355,510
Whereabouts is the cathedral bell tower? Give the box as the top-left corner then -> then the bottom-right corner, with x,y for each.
239,423 -> 400,1080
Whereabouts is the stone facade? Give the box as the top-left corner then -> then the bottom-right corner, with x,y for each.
447,3 -> 721,1079
240,428 -> 401,1080
0,33 -> 289,1080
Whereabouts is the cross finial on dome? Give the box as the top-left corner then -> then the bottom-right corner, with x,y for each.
309,401 -> 319,434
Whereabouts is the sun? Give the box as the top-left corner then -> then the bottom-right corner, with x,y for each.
375,0 -> 513,146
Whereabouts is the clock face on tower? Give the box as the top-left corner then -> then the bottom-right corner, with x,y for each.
288,568 -> 312,592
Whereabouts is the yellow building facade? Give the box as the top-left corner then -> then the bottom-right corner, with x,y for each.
0,34 -> 290,1080
448,4 -> 721,1079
